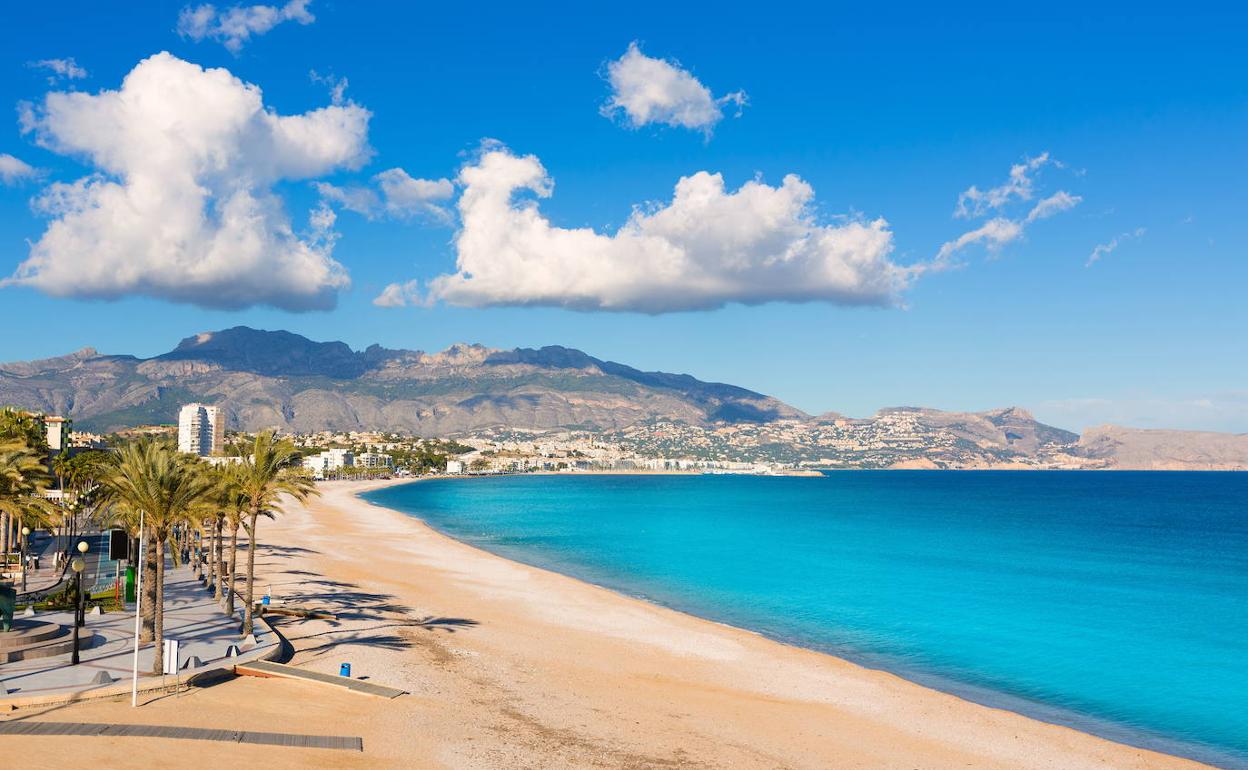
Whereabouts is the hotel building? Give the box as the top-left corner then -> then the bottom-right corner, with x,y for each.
177,403 -> 224,457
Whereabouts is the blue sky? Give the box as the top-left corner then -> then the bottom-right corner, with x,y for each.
0,1 -> 1245,432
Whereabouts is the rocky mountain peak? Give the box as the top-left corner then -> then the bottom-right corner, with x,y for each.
157,326 -> 367,379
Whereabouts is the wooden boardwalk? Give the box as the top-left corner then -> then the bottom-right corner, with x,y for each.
0,720 -> 363,750
235,659 -> 406,699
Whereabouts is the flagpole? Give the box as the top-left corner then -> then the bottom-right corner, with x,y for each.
130,509 -> 144,707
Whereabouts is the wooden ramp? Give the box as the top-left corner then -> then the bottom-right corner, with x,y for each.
0,721 -> 362,751
235,660 -> 406,699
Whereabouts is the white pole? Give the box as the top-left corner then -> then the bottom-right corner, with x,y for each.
130,510 -> 145,708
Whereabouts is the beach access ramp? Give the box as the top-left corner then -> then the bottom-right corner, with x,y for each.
234,660 -> 406,699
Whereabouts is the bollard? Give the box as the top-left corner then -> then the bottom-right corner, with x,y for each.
339,662 -> 351,678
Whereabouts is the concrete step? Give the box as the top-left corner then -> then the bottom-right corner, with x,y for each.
0,631 -> 98,663
0,620 -> 65,649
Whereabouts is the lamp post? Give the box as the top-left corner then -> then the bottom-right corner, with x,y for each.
75,540 -> 89,624
20,526 -> 30,591
70,553 -> 85,664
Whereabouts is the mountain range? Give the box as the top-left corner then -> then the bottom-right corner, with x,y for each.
0,326 -> 802,435
1,326 -> 1244,470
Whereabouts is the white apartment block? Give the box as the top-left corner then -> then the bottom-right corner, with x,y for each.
177,403 -> 224,457
302,448 -> 355,478
43,416 -> 69,451
356,452 -> 394,469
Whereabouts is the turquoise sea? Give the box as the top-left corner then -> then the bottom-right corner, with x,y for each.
363,472 -> 1248,768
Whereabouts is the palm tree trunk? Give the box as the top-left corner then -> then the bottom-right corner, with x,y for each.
140,535 -> 157,643
1,511 -> 9,561
169,527 -> 181,569
225,523 -> 239,616
215,518 -> 225,601
152,537 -> 165,676
242,510 -> 258,636
206,520 -> 217,590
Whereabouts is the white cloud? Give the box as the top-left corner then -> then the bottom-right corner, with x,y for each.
938,153 -> 1080,264
177,0 -> 315,53
30,58 -> 88,84
601,42 -> 746,135
955,153 -> 1050,218
1086,227 -> 1145,267
4,52 -> 371,311
375,169 -> 454,219
309,69 -> 348,105
419,144 -> 906,313
373,280 -> 422,308
316,168 -> 453,222
935,218 -> 1022,261
1025,190 -> 1082,222
0,154 -> 38,185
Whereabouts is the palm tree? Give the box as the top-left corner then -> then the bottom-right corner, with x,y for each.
207,464 -> 249,616
234,432 -> 317,636
0,442 -> 55,582
57,449 -> 106,554
0,408 -> 46,449
95,440 -> 215,674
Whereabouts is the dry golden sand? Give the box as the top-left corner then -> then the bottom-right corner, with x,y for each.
1,479 -> 1215,769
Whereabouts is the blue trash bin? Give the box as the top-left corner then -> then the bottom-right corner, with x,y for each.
339,662 -> 351,677
262,595 -> 270,606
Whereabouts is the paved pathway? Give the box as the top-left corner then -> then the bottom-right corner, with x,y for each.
0,566 -> 278,705
14,530 -> 114,600
0,721 -> 362,750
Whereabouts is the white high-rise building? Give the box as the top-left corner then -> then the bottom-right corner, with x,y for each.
178,403 -> 224,457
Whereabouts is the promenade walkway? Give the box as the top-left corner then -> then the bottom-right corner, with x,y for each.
13,530 -> 114,600
0,567 -> 279,706
0,721 -> 362,750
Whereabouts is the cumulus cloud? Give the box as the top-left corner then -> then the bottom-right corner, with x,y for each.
601,42 -> 746,135
0,154 -> 38,185
373,280 -> 422,308
177,0 -> 314,53
938,153 -> 1080,264
29,58 -> 88,84
417,144 -> 906,313
4,52 -> 371,311
1086,227 -> 1145,267
316,168 -> 453,222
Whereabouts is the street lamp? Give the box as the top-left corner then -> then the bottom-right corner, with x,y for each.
74,540 -> 89,625
70,554 -> 85,665
20,526 -> 30,591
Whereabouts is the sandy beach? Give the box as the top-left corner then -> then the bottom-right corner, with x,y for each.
1,478 -> 1216,769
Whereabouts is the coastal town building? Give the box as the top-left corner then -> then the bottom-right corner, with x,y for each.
42,415 -> 69,451
302,447 -> 359,478
177,403 -> 224,457
356,452 -> 394,469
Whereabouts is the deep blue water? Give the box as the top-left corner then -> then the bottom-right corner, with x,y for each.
363,472 -> 1248,767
